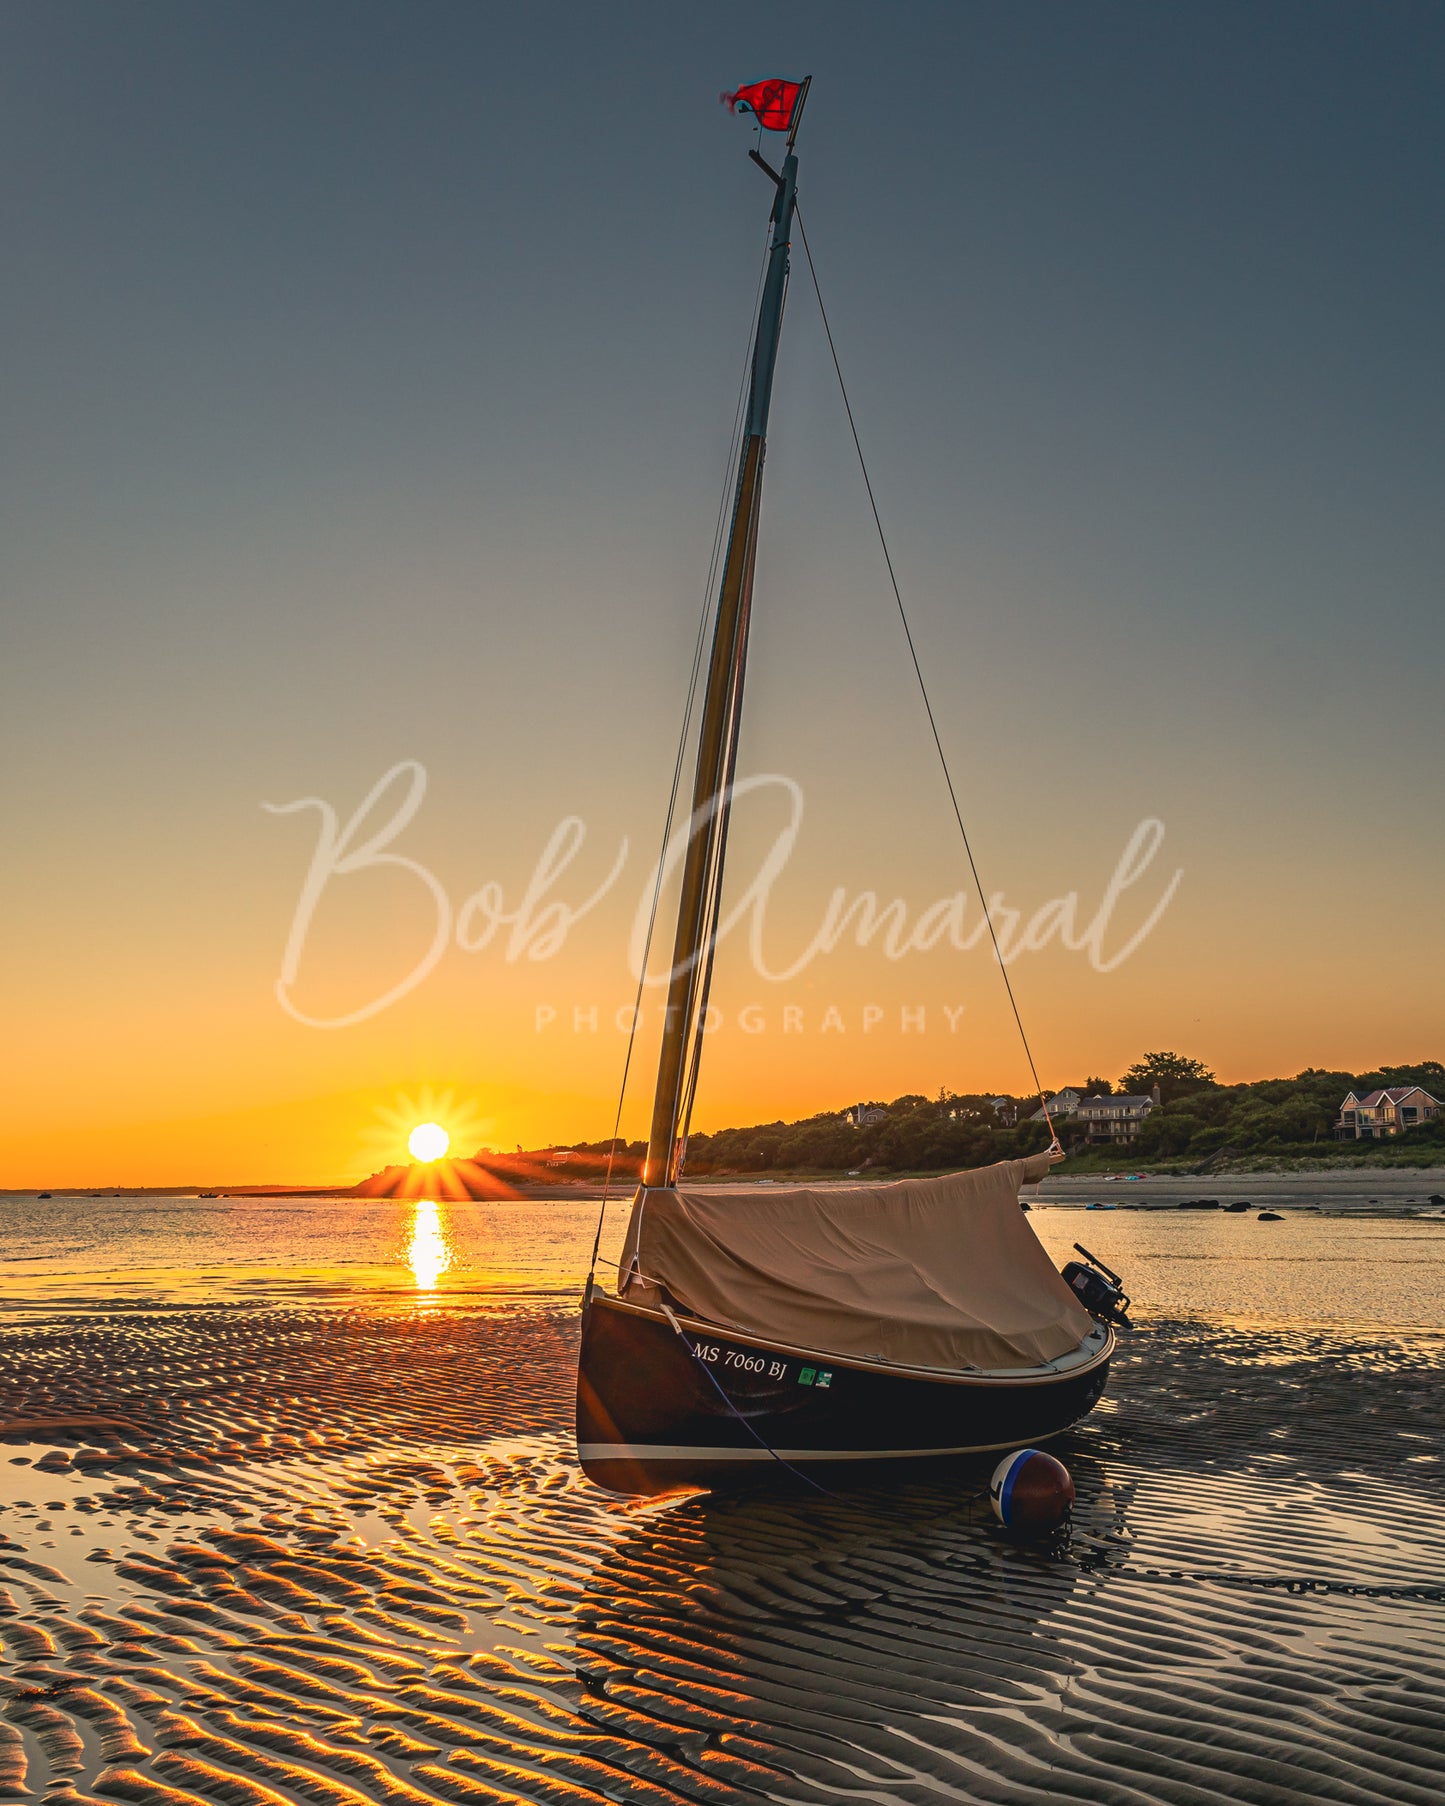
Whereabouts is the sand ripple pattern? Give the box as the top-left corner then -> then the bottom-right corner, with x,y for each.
1,1304 -> 1442,1804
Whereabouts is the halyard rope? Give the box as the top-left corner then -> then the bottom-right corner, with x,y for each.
795,204 -> 1058,1148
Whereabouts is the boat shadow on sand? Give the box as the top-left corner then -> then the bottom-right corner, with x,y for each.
569,1447 -> 1134,1790
564,1321 -> 1445,1801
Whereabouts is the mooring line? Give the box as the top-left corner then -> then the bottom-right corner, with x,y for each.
658,1302 -> 834,1495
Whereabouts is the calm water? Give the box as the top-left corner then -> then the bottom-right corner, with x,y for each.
3,1191 -> 1444,1326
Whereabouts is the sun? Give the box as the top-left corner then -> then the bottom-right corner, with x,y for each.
360,1087 -> 490,1172
407,1121 -> 451,1163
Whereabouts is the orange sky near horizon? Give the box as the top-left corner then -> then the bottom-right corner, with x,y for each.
3,829 -> 1438,1188
5,682 -> 1439,1190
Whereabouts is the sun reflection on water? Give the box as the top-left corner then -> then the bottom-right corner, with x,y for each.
407,1199 -> 451,1290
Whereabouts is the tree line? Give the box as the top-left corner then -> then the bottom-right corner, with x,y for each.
565,1054 -> 1445,1176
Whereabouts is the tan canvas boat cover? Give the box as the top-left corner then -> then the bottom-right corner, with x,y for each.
616,1154 -> 1096,1372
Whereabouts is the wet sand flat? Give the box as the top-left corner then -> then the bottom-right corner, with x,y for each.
2,1298 -> 1443,1805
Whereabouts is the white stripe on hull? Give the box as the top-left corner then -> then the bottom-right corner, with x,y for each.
578,1433 -> 1060,1465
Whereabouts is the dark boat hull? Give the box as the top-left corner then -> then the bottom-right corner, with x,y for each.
575,1293 -> 1113,1495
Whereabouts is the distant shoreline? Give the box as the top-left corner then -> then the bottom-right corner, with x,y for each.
3,1163 -> 1442,1209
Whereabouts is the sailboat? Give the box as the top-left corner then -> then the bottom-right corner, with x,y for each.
575,80 -> 1120,1497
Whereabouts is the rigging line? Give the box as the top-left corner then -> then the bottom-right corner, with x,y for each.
588,537 -> 715,1275
795,205 -> 1057,1143
675,517 -> 755,1169
588,224 -> 777,1282
676,276 -> 792,1172
675,530 -> 750,1161
647,221 -> 777,1184
590,318 -> 752,1273
673,717 -> 733,1169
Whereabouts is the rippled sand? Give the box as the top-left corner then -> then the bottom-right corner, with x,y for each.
2,1300 -> 1442,1804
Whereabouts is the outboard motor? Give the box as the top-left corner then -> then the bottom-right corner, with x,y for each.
1061,1243 -> 1131,1327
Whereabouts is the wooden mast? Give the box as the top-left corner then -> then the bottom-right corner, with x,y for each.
642,96 -> 807,1188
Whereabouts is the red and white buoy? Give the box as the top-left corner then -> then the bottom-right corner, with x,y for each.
990,1448 -> 1075,1534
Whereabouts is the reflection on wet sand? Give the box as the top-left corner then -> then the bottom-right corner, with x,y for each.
0,1305 -> 1442,1804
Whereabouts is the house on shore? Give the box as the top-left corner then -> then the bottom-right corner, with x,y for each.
1078,1085 -> 1161,1145
844,1103 -> 888,1128
1335,1087 -> 1440,1140
1029,1087 -> 1087,1123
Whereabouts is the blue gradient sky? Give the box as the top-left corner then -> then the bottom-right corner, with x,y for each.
3,2 -> 1441,1182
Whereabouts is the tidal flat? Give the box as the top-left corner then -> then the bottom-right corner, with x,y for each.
1,1198 -> 1442,1803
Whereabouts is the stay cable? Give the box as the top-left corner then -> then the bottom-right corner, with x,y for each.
795,204 -> 1056,1142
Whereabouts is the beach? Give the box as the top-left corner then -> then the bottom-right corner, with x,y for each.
2,1196 -> 1443,1803
1034,1168 -> 1445,1212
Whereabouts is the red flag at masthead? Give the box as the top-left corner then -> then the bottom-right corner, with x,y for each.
723,78 -> 805,133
